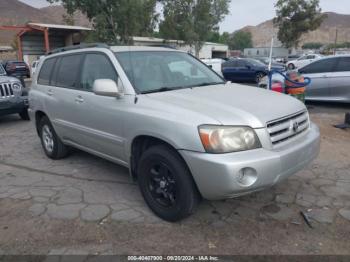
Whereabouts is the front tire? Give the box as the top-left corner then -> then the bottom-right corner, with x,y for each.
39,116 -> 69,159
137,145 -> 200,222
19,109 -> 30,121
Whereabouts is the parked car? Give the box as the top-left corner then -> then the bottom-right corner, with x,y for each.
2,60 -> 30,78
201,58 -> 225,76
286,54 -> 323,70
222,58 -> 285,83
254,57 -> 286,69
299,55 -> 350,102
287,55 -> 301,62
0,64 -> 30,120
29,44 -> 320,222
259,55 -> 350,103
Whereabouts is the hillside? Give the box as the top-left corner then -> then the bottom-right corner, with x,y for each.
40,6 -> 91,28
239,12 -> 350,48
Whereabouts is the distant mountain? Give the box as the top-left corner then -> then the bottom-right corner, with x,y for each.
0,0 -> 90,45
238,12 -> 350,48
40,6 -> 91,28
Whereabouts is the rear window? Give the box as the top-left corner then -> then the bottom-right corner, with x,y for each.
38,58 -> 56,85
55,54 -> 82,88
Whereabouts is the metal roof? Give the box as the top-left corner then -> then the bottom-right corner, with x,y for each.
28,23 -> 92,31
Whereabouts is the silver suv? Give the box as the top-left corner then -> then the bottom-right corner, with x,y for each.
29,44 -> 320,221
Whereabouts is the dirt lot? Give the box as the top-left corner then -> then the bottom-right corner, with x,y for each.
0,102 -> 350,256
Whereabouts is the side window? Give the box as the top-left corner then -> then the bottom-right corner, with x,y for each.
335,57 -> 350,72
56,54 -> 82,88
307,55 -> 315,59
80,53 -> 118,91
38,58 -> 56,85
300,58 -> 336,74
237,60 -> 247,67
298,56 -> 307,61
222,60 -> 237,68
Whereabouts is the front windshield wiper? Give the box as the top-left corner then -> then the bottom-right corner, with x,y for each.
140,87 -> 177,94
190,81 -> 225,88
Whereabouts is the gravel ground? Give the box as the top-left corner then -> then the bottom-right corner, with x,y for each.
0,101 -> 349,256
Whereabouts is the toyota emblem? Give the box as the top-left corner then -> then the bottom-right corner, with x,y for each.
292,121 -> 299,133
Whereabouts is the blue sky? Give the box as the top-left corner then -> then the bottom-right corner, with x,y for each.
20,0 -> 350,33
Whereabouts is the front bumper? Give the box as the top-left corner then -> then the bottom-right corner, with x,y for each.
0,96 -> 29,116
180,123 -> 320,200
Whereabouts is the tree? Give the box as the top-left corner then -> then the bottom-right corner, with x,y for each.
274,0 -> 327,48
302,42 -> 323,49
228,30 -> 253,50
207,31 -> 230,44
48,0 -> 158,44
159,0 -> 231,57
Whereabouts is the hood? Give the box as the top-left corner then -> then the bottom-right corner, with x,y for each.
0,76 -> 21,84
144,83 -> 306,128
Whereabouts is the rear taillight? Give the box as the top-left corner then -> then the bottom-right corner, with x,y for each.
271,82 -> 284,93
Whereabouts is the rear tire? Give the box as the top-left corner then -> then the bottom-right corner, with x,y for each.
255,72 -> 265,83
137,145 -> 200,222
39,116 -> 69,159
19,109 -> 30,121
288,63 -> 295,70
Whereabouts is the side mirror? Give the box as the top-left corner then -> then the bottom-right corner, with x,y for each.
93,79 -> 122,98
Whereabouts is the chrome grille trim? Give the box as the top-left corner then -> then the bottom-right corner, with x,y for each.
0,83 -> 14,99
267,110 -> 309,146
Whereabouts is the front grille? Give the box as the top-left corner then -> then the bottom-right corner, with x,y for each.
267,110 -> 309,146
0,83 -> 14,98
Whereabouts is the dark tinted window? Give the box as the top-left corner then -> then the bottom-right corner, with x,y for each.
222,60 -> 238,68
237,60 -> 247,67
335,57 -> 350,72
56,54 -> 82,88
80,53 -> 118,91
38,58 -> 56,85
300,58 -> 337,74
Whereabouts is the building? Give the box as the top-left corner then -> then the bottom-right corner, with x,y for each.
133,36 -> 228,59
0,23 -> 91,66
244,47 -> 289,58
0,46 -> 15,61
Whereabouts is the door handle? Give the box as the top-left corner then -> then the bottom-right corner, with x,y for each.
75,96 -> 84,103
47,89 -> 53,96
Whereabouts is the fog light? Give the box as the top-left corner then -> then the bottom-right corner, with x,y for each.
237,168 -> 258,187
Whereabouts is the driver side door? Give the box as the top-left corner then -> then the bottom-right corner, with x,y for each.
70,52 -> 127,163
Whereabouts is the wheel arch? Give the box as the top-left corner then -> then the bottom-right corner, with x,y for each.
35,110 -> 48,135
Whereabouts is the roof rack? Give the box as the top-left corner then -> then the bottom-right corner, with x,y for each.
48,43 -> 110,55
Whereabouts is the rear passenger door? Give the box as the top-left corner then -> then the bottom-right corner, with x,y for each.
44,54 -> 84,141
71,52 -> 126,163
329,57 -> 350,101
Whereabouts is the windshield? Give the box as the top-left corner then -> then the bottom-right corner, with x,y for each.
115,51 -> 224,94
245,58 -> 266,67
0,65 -> 6,76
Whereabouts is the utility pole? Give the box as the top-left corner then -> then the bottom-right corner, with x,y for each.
334,28 -> 338,55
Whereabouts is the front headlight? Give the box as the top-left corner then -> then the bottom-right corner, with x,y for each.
12,82 -> 22,95
198,125 -> 261,153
